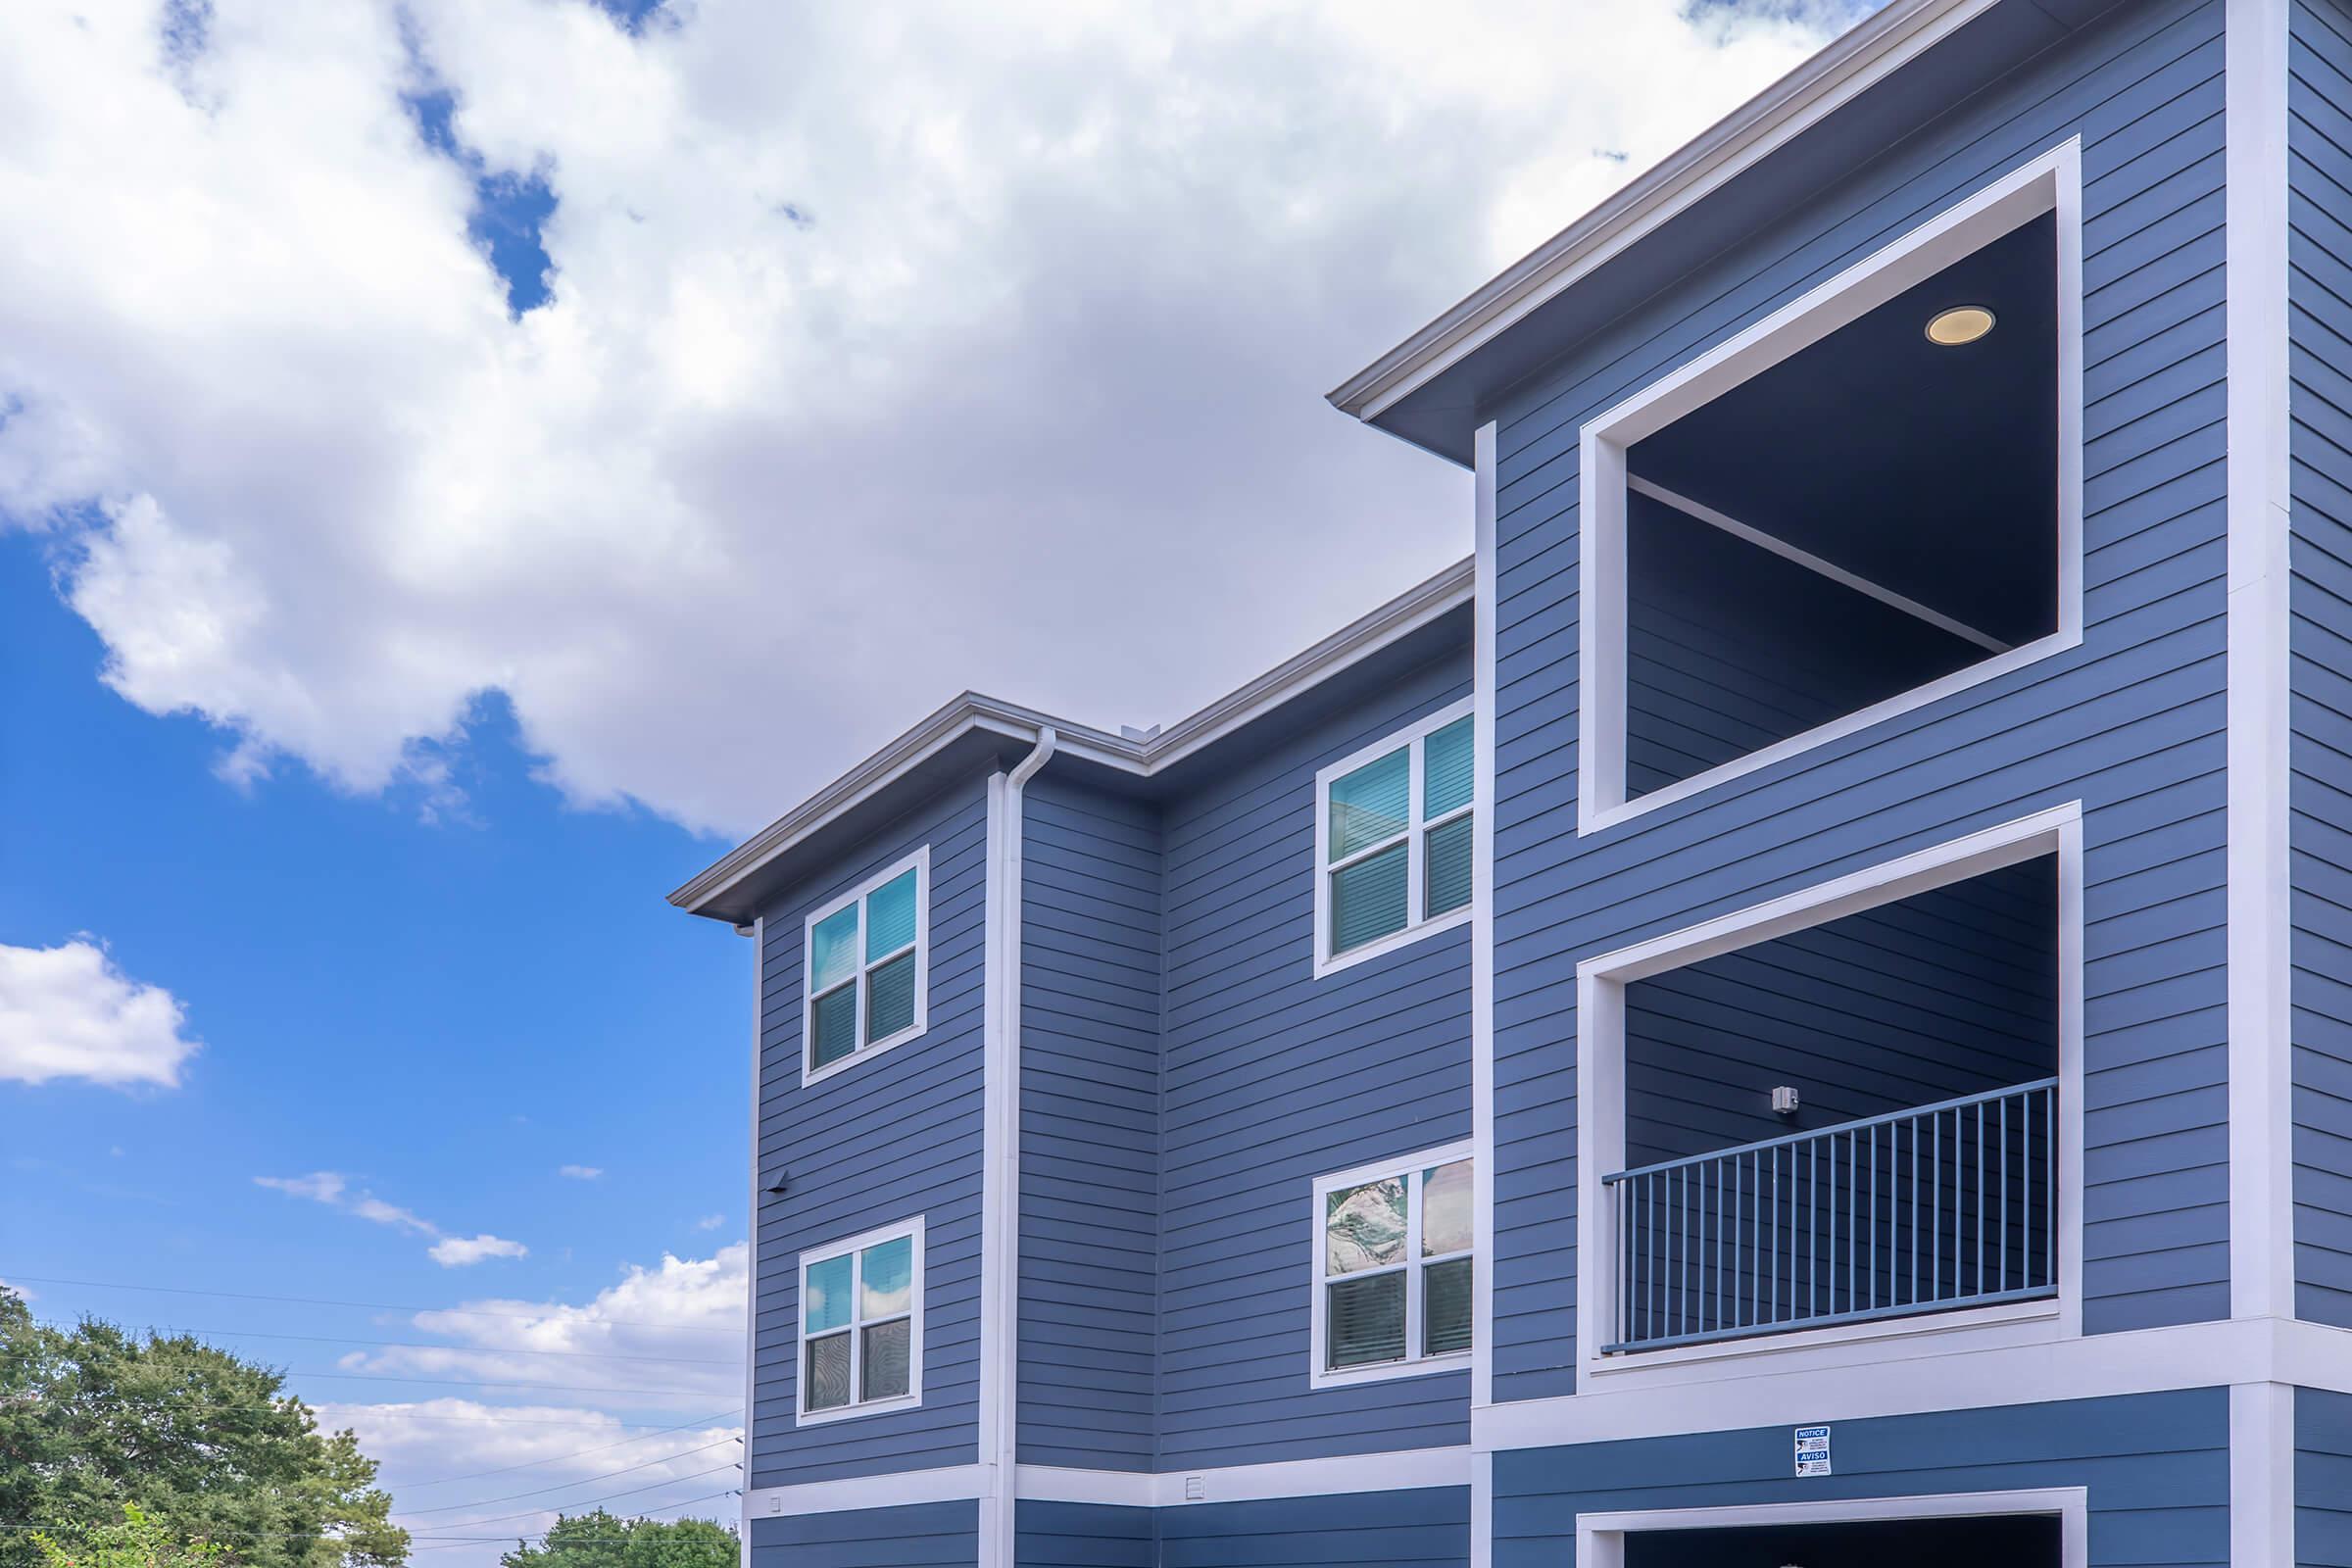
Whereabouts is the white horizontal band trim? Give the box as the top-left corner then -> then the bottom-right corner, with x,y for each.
1479,1314 -> 2352,1451
1626,475 -> 2009,654
745,1446 -> 1477,1518
745,1463 -> 987,1518
741,1319 -> 2352,1520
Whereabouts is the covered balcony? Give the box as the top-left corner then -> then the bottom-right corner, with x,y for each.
1589,844 -> 2066,1358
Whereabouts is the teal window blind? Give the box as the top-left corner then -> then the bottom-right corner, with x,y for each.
805,856 -> 926,1076
1317,1154 -> 1474,1375
1321,707 -> 1474,963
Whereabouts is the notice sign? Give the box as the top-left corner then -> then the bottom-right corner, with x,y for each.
1793,1425 -> 1832,1477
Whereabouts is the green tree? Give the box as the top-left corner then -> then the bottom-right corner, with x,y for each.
498,1511 -> 735,1568
0,1292 -> 407,1568
32,1503 -> 226,1568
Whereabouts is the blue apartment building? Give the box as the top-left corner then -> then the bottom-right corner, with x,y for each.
667,0 -> 2352,1560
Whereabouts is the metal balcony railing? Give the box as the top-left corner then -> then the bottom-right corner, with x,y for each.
1601,1077 -> 2058,1354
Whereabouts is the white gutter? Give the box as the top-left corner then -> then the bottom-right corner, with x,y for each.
978,727 -> 1055,1568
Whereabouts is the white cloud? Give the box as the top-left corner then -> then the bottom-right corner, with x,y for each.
0,938 -> 200,1089
0,0 -> 1862,836
559,1164 -> 603,1180
342,1244 -> 746,1407
317,1399 -> 740,1568
257,1171 -> 349,1203
256,1170 -> 524,1263
429,1233 -> 531,1267
691,1214 -> 721,1231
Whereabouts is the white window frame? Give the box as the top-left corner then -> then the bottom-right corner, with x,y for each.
1572,802 -> 2085,1396
1576,138 -> 2084,835
1312,696 -> 1477,978
1576,1490 -> 2088,1568
801,846 -> 930,1087
1307,1138 -> 1475,1390
792,1215 -> 924,1427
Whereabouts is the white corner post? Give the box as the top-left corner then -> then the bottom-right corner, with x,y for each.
2225,0 -> 2295,1563
742,914 -> 763,1568
979,729 -> 1056,1568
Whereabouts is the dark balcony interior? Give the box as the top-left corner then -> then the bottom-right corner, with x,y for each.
1609,855 -> 2060,1351
1623,210 -> 2059,800
1626,1514 -> 2061,1568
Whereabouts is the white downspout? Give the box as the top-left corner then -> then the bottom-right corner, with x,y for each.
980,727 -> 1054,1568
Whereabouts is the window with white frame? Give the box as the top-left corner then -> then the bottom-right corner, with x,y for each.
1315,699 -> 1474,973
1310,1144 -> 1473,1383
1577,142 -> 2082,834
796,1218 -> 921,1422
803,848 -> 928,1081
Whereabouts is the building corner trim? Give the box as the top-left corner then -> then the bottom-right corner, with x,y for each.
2224,0 -> 2296,1326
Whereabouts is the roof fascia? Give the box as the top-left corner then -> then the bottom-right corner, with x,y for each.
1325,0 -> 1998,426
668,556 -> 1476,918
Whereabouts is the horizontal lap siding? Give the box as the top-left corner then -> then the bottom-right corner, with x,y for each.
2299,1387 -> 2352,1567
750,774 -> 990,1486
750,1501 -> 978,1568
1015,1500 -> 1155,1568
1020,776 -> 1162,1470
1626,858 -> 2059,1165
2289,0 -> 2352,1329
1158,1488 -> 1470,1568
1492,1389 -> 2227,1568
1490,0 -> 2230,1398
1157,649 -> 1475,1469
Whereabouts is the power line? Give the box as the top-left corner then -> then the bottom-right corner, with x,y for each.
397,1463 -> 741,1533
392,1437 -> 741,1515
3,1275 -> 740,1337
0,1491 -> 745,1547
13,1391 -> 744,1431
84,1323 -> 741,1368
270,1368 -> 738,1398
396,1409 -> 742,1489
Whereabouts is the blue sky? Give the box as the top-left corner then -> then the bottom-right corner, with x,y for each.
0,0 -> 1871,1557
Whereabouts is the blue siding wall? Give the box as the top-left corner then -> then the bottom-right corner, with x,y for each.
750,1501 -> 979,1568
1490,0 -> 2230,1396
1493,1389 -> 2228,1568
750,774 -> 990,1486
1158,1488 -> 1470,1568
2288,0 -> 2352,1330
1020,775 -> 1162,1470
1156,648 -> 1474,1469
1015,1500 -> 1155,1568
2300,1387 -> 2352,1568
1625,857 -> 2059,1165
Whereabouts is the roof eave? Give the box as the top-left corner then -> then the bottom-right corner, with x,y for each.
668,555 -> 1475,920
1326,0 -> 1997,431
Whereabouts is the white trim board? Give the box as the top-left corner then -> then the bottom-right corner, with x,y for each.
1576,1489 -> 2088,1568
738,915 -> 763,1568
2223,0 -> 2295,1327
1572,802 -> 2085,1395
1576,138 -> 2084,836
1470,419 -> 1500,1414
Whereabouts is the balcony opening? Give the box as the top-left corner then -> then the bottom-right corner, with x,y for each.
1623,1513 -> 2062,1568
1579,145 -> 2081,830
1603,851 -> 2061,1354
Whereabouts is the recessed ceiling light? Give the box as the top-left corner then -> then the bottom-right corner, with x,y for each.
1926,305 -> 1996,346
